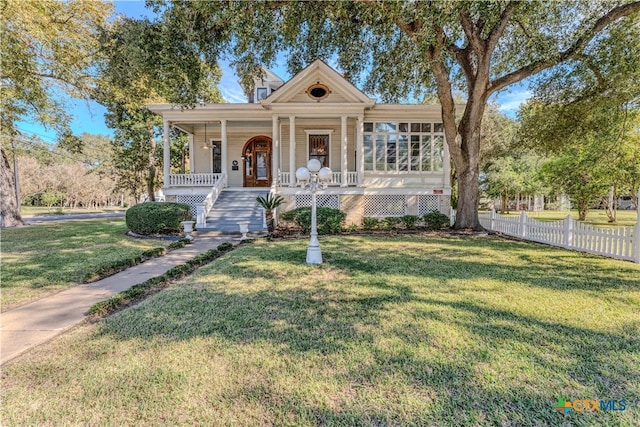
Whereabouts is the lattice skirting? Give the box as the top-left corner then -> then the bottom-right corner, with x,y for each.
418,195 -> 442,215
176,195 -> 206,216
295,194 -> 340,210
362,195 -> 408,217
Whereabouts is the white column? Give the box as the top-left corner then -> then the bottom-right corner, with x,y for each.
163,119 -> 170,188
188,134 -> 194,173
221,119 -> 228,187
341,115 -> 348,187
356,115 -> 364,186
272,115 -> 280,186
289,115 -> 296,187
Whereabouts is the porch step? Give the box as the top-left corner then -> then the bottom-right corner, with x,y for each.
200,190 -> 268,232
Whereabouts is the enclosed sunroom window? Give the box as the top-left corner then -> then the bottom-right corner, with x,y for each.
363,122 -> 444,172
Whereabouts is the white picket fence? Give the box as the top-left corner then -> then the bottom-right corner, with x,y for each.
478,210 -> 640,263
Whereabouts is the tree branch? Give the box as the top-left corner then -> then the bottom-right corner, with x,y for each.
486,2 -> 516,53
489,1 -> 640,94
459,9 -> 483,55
574,53 -> 606,87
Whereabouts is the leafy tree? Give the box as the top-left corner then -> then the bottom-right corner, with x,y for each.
539,140 -> 612,220
146,0 -> 640,230
519,16 -> 640,220
0,0 -> 112,227
95,17 -> 224,202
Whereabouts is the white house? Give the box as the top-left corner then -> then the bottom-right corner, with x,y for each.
148,59 -> 451,226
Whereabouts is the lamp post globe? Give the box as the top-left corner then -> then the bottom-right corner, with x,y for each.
307,158 -> 322,173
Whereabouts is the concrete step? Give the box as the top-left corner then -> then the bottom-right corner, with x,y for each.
202,190 -> 268,232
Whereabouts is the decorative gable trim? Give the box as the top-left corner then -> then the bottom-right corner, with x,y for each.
261,59 -> 375,107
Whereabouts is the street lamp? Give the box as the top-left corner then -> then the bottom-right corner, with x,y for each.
295,159 -> 332,264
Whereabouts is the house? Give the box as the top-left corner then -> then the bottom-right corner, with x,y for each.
148,59 -> 452,228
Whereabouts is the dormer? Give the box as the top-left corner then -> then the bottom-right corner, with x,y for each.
245,67 -> 284,103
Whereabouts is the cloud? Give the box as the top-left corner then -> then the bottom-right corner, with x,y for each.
493,88 -> 532,117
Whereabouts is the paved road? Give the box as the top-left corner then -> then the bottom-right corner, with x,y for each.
22,211 -> 126,223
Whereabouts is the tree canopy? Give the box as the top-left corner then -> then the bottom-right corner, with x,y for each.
0,0 -> 112,227
94,16 -> 225,201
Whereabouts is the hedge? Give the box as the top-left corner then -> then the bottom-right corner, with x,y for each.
280,207 -> 346,234
126,202 -> 192,235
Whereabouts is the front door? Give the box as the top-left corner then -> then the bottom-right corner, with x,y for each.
242,136 -> 272,187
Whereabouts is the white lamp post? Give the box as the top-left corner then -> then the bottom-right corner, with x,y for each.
296,159 -> 332,264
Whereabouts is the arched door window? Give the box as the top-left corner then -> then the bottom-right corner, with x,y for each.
242,136 -> 272,187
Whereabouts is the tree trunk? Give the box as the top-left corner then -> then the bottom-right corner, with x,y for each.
1,147 -> 24,227
266,210 -> 275,234
577,202 -> 588,221
453,158 -> 482,229
449,106 -> 485,231
501,192 -> 508,214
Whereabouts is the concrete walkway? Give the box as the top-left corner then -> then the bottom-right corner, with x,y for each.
1,232 -> 242,365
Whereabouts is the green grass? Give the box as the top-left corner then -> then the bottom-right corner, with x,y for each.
488,209 -> 638,228
1,219 -> 169,310
2,236 -> 639,426
21,205 -> 126,216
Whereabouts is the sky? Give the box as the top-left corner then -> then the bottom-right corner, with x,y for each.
18,0 -> 531,144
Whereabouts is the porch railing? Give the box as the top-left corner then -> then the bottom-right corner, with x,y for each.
196,172 -> 226,228
279,171 -> 358,187
169,173 -> 221,187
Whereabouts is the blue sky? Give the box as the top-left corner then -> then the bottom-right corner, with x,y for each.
18,0 -> 531,144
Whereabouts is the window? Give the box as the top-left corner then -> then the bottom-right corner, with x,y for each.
363,122 -> 445,172
309,134 -> 330,167
256,87 -> 268,101
211,141 -> 222,173
306,83 -> 331,101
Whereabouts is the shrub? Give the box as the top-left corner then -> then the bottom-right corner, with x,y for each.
280,207 -> 346,234
362,217 -> 380,230
126,202 -> 192,235
167,238 -> 191,251
424,210 -> 450,230
400,215 -> 421,229
382,217 -> 401,230
217,242 -> 233,252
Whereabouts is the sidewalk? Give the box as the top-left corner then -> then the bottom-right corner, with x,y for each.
1,233 -> 240,365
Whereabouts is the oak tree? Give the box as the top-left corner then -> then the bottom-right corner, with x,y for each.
0,0 -> 112,226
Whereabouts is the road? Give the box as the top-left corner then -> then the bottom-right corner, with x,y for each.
22,211 -> 126,223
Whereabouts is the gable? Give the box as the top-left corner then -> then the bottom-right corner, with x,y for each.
262,59 -> 374,106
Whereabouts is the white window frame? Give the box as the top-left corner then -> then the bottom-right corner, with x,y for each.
256,87 -> 268,101
304,129 -> 333,168
363,121 -> 444,173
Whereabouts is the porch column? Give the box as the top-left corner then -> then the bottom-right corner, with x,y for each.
272,115 -> 280,186
188,133 -> 195,173
356,115 -> 364,186
341,115 -> 348,187
163,119 -> 170,188
289,115 -> 296,187
221,119 -> 228,187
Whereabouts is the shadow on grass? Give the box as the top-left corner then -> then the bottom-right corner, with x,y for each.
97,237 -> 639,425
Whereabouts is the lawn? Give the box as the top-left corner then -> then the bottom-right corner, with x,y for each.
488,209 -> 638,228
2,235 -> 639,426
1,219 -> 169,310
